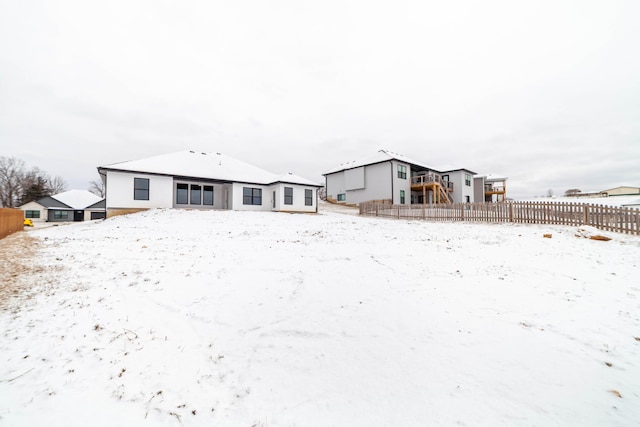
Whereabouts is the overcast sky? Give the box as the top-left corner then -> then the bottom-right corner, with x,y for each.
1,0 -> 638,198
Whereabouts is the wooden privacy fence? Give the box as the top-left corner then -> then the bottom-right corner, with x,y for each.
359,201 -> 640,235
0,208 -> 24,239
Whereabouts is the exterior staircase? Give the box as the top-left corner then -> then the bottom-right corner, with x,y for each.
411,173 -> 452,204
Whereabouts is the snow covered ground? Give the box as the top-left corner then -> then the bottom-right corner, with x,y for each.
1,203 -> 639,426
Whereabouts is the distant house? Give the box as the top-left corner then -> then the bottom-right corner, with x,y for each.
600,186 -> 640,197
19,190 -> 105,222
97,150 -> 322,217
474,174 -> 508,203
324,150 -> 505,205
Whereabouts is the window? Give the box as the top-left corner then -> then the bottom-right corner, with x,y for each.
465,174 -> 471,186
25,210 -> 40,218
337,193 -> 346,202
284,187 -> 293,205
190,184 -> 201,205
305,189 -> 313,206
53,210 -> 69,220
243,187 -> 262,205
134,178 -> 149,200
400,190 -> 405,204
465,196 -> 470,203
176,183 -> 188,204
397,164 -> 407,179
203,186 -> 214,205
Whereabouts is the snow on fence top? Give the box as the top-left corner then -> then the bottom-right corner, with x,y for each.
359,200 -> 640,235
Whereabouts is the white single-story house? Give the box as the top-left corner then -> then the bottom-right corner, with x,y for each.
97,150 -> 322,217
324,150 -> 504,205
19,190 -> 106,222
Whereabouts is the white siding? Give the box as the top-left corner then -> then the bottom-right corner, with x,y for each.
231,183 -> 271,211
20,201 -> 46,222
106,171 -> 317,213
106,171 -> 173,209
273,184 -> 317,213
84,209 -> 106,221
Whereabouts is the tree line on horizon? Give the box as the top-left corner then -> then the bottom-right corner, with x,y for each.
0,156 -> 68,208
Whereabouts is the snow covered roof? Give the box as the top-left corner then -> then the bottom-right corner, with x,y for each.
475,173 -> 508,182
274,172 -> 322,187
52,190 -> 103,210
35,195 -> 72,209
324,149 -> 437,175
99,150 -> 320,186
432,163 -> 478,175
86,199 -> 106,209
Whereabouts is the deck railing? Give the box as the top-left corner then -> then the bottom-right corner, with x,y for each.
484,185 -> 505,193
359,201 -> 640,235
412,174 -> 453,190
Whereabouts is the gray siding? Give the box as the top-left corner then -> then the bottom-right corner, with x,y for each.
325,172 -> 346,201
347,162 -> 394,204
391,160 -> 411,204
474,177 -> 485,202
326,161 -> 394,204
47,209 -> 73,222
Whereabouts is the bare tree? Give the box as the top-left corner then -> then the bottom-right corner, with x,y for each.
0,156 -> 69,207
47,175 -> 68,194
0,156 -> 26,207
318,186 -> 326,201
88,178 -> 105,198
546,188 -> 554,198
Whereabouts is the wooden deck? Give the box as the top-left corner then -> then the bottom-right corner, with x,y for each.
411,175 -> 453,204
484,180 -> 507,202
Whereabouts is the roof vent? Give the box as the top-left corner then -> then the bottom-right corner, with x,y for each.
201,152 -> 206,155
189,150 -> 195,153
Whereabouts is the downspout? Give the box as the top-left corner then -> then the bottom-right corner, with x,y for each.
390,161 -> 394,204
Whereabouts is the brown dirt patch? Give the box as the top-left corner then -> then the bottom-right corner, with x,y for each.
0,232 -> 55,310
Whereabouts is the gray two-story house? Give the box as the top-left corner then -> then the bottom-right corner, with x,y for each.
324,150 -> 495,206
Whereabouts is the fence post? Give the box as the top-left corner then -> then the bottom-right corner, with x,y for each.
509,203 -> 513,222
583,204 -> 588,226
375,203 -> 379,217
461,203 -> 464,221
